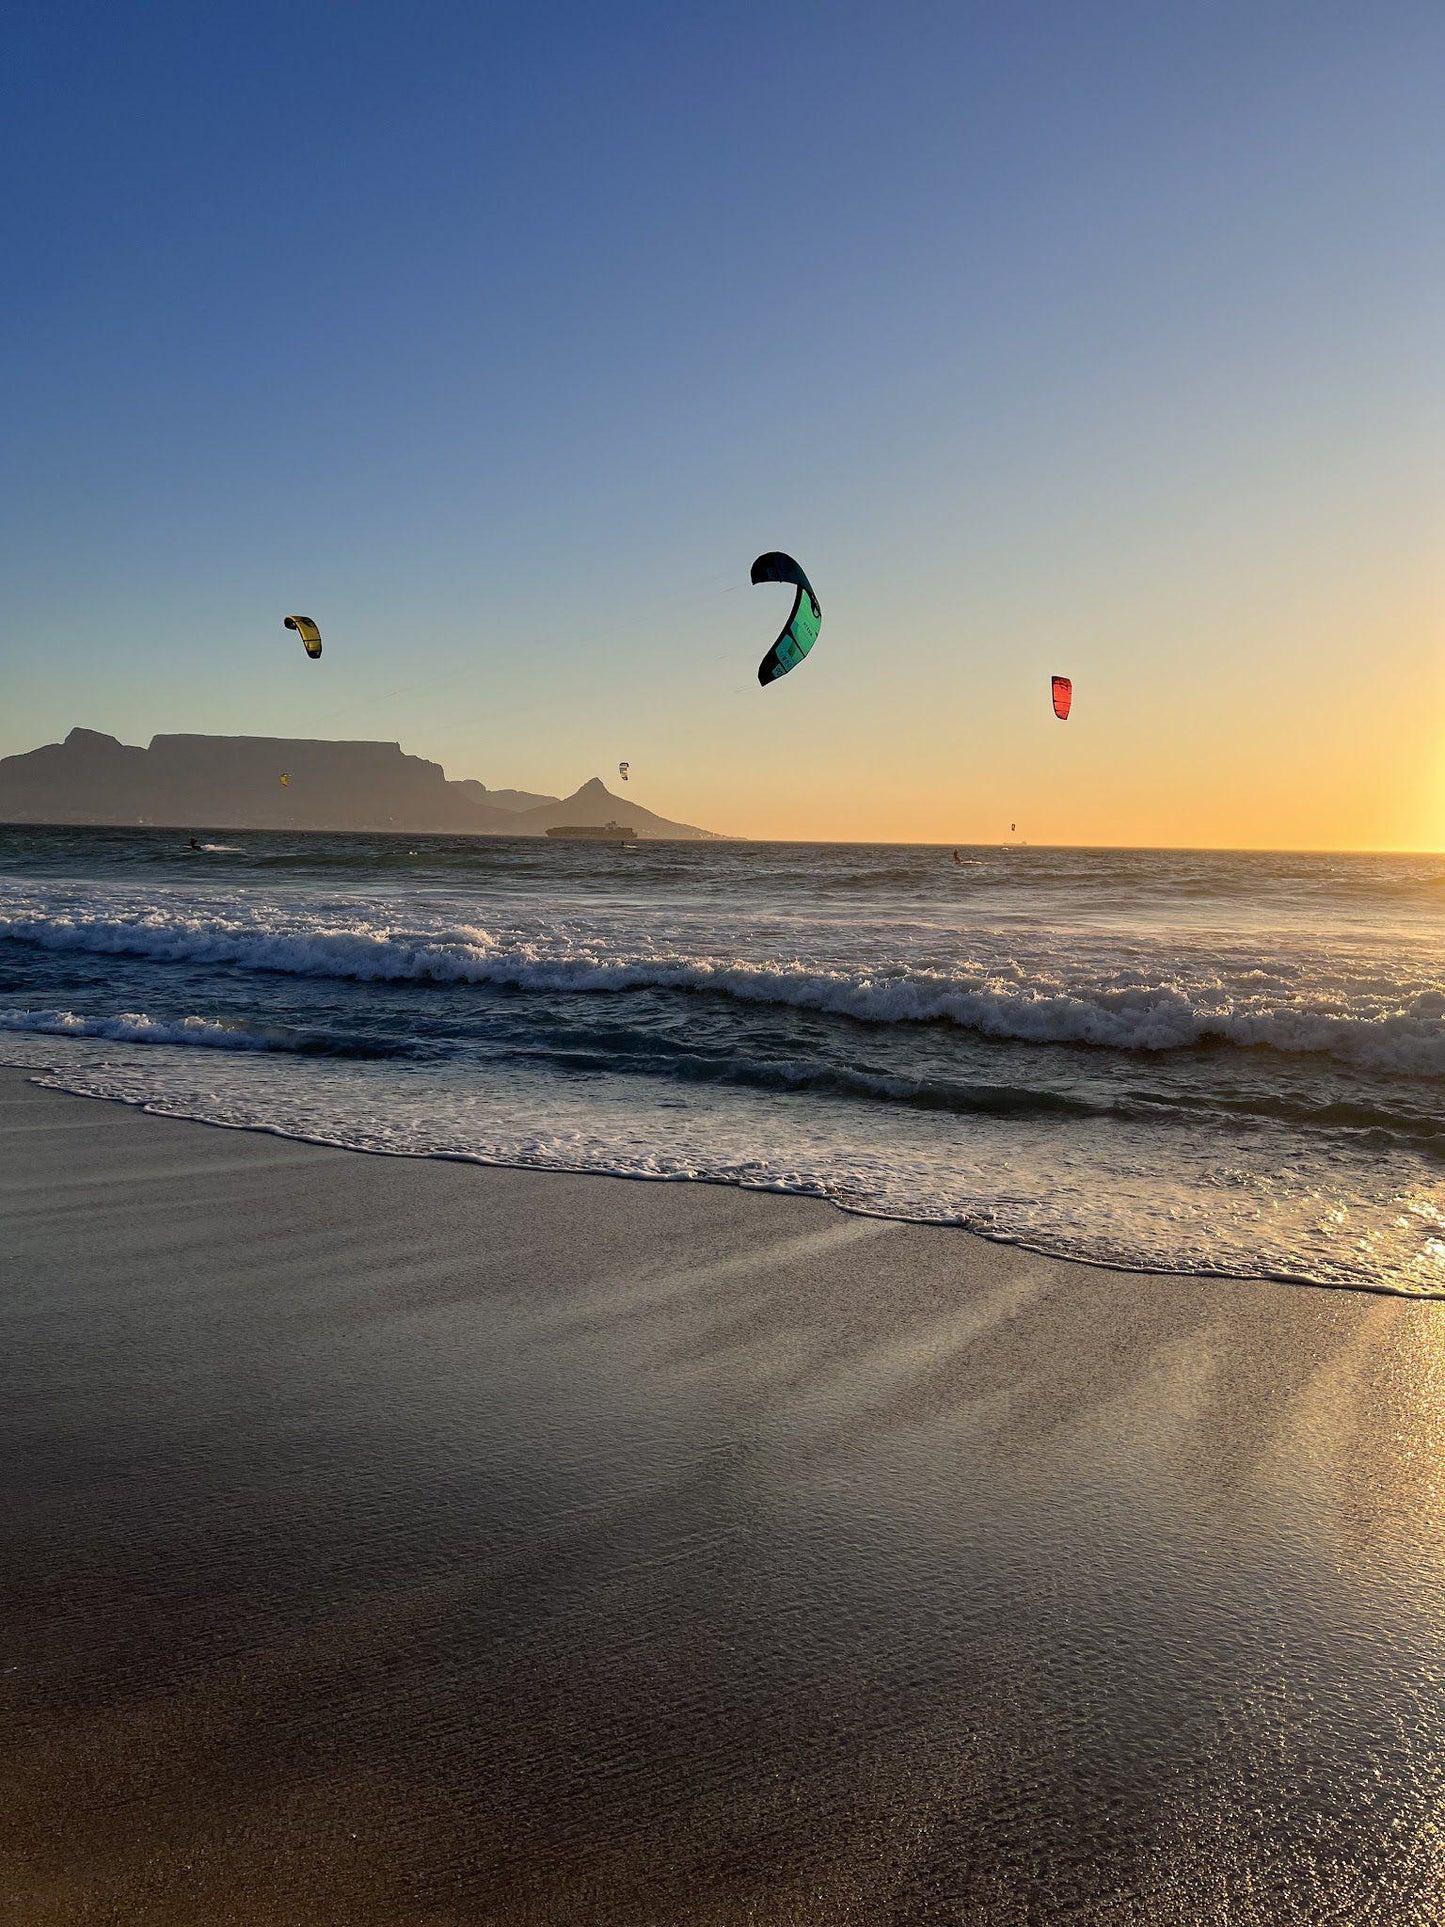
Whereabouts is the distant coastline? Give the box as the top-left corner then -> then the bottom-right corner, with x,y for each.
0,727 -> 720,839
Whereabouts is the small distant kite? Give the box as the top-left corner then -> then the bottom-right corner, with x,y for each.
279,773 -> 291,787
618,762 -> 630,782
753,552 -> 821,686
284,615 -> 323,660
1051,676 -> 1072,721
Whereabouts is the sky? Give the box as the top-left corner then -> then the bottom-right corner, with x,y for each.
2,0 -> 1442,847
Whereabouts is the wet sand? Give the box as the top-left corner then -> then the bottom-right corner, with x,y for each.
3,1066 -> 1445,1925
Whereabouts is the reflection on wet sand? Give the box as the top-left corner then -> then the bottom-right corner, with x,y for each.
4,1072 -> 1445,1924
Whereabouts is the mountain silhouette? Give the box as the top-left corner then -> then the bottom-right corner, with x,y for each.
511,777 -> 713,839
0,729 -> 720,839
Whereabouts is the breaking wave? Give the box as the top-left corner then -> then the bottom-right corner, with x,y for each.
0,1008 -> 296,1051
0,1007 -> 394,1058
3,906 -> 1444,1076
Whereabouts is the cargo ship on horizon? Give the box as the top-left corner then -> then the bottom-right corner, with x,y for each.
545,821 -> 638,843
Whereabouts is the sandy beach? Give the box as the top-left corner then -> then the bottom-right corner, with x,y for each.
4,1065 -> 1445,1924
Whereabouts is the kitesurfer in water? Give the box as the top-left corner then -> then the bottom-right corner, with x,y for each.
188,837 -> 201,851
952,849 -> 962,864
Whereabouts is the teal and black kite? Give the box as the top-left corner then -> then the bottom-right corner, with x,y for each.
752,552 -> 821,686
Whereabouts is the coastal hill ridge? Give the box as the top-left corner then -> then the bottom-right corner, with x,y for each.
0,728 -> 720,839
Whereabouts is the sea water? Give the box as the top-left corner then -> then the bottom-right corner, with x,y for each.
2,826 -> 1443,1296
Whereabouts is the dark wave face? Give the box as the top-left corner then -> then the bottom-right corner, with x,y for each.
3,825 -> 1445,1295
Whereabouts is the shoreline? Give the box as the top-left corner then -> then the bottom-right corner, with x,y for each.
7,1056 -> 1442,1304
5,1067 -> 1445,1922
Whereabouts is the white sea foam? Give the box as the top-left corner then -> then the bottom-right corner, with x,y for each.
0,1008 -> 293,1050
2,1033 -> 1442,1298
3,901 -> 1445,1074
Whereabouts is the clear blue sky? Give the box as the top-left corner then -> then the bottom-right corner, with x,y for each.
3,1 -> 1441,843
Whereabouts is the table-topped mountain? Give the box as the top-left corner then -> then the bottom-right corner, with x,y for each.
0,729 -> 720,839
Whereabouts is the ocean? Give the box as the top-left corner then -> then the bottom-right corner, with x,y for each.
2,825 -> 1442,1297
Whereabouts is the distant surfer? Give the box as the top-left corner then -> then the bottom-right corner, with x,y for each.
952,849 -> 961,864
188,837 -> 201,852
